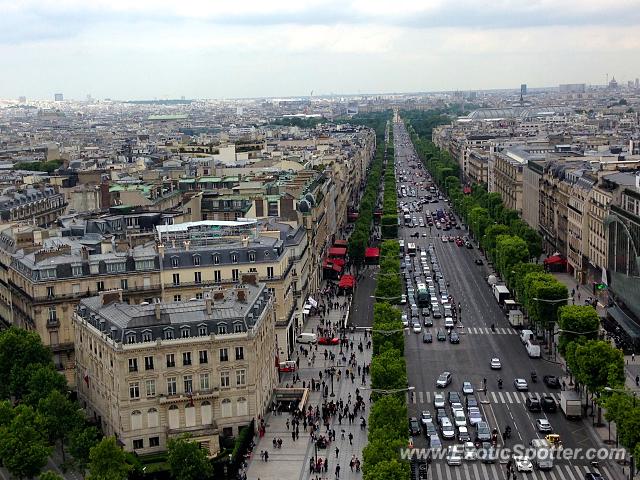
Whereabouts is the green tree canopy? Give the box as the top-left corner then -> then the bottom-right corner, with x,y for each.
571,340 -> 625,392
37,390 -> 84,461
69,426 -> 100,473
557,305 -> 600,355
371,348 -> 407,393
167,434 -> 213,480
363,459 -> 410,480
24,364 -> 68,406
87,437 -> 132,480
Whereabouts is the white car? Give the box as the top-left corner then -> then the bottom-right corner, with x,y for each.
514,378 -> 529,391
453,410 -> 467,428
444,318 -> 454,329
514,455 -> 533,472
490,358 -> 502,370
462,381 -> 474,395
402,314 -> 409,327
536,418 -> 552,432
440,419 -> 455,439
463,442 -> 478,461
412,322 -> 422,334
400,294 -> 407,304
441,235 -> 448,242
434,393 -> 445,409
421,410 -> 433,426
446,446 -> 463,466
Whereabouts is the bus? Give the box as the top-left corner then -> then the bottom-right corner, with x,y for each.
407,243 -> 417,255
417,283 -> 429,306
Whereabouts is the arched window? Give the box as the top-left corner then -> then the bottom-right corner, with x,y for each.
147,408 -> 159,428
221,398 -> 232,418
237,397 -> 248,416
130,410 -> 142,430
168,404 -> 180,429
201,401 -> 212,425
185,403 -> 196,427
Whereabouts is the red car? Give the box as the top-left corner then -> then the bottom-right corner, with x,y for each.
318,337 -> 340,345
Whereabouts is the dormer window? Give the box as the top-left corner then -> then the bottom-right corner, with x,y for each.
164,328 -> 174,340
198,325 -> 208,336
231,253 -> 238,264
218,324 -> 227,335
142,330 -> 152,342
234,323 -> 243,333
180,326 -> 190,338
193,255 -> 200,266
126,333 -> 136,344
213,254 -> 220,265
171,256 -> 179,268
248,251 -> 256,262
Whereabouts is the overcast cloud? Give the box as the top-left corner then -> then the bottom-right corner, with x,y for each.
1,0 -> 638,100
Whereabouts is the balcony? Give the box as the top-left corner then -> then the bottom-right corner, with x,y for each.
158,388 -> 220,405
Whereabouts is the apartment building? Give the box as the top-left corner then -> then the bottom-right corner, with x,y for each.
73,282 -> 277,456
0,186 -> 67,226
489,148 -> 525,214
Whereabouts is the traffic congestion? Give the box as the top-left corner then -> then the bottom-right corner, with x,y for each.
392,117 -> 614,480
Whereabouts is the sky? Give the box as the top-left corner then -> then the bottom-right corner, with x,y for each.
1,0 -> 639,100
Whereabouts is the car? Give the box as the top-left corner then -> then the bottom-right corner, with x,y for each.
317,337 -> 340,345
436,372 -> 452,388
433,393 -> 445,408
433,309 -> 443,319
446,445 -> 462,466
479,443 -> 497,464
409,417 -> 421,436
465,242 -> 474,249
440,419 -> 455,439
584,473 -> 605,480
457,425 -> 471,442
514,455 -> 533,472
474,259 -> 484,265
420,410 -> 433,426
436,330 -> 446,341
541,395 -> 557,412
422,307 -> 431,317
448,391 -> 461,405
453,410 -> 467,428
449,332 -> 460,344
422,332 -> 433,343
445,318 -> 455,330
467,407 -> 482,426
428,434 -> 442,449
424,422 -> 437,438
525,397 -> 542,412
400,261 -> 406,270
423,317 -> 433,327
436,409 -> 448,423
514,378 -> 529,391
536,418 -> 553,432
401,314 -> 409,327
462,381 -> 474,395
463,441 -> 478,461
475,422 -> 491,442
412,322 -> 422,334
466,396 -> 478,409
543,375 -> 561,389
441,236 -> 448,242
490,358 -> 502,370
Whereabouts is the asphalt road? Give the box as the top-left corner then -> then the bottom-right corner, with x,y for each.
393,119 -> 621,480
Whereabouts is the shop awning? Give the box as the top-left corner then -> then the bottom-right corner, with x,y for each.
328,247 -> 347,257
332,264 -> 343,273
365,247 -> 380,259
607,306 -> 640,340
333,239 -> 348,247
544,255 -> 567,265
338,274 -> 355,289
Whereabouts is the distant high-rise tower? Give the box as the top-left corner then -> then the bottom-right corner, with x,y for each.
54,93 -> 64,101
520,84 -> 527,96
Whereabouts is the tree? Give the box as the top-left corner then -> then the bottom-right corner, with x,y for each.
0,404 -> 51,479
481,224 -> 509,259
495,235 -> 529,285
467,207 -> 490,239
363,459 -> 410,480
0,327 -> 53,399
368,395 -> 407,440
557,305 -> 600,355
24,364 -> 68,406
167,434 -> 213,480
38,390 -> 84,461
362,435 -> 406,471
371,348 -> 406,393
39,472 -> 65,480
512,263 -> 544,303
69,426 -> 100,473
87,437 -> 132,480
572,340 -> 625,392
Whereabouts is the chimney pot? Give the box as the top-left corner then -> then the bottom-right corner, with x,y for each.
155,303 -> 161,321
206,297 -> 213,315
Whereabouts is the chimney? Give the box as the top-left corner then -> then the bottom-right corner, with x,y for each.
155,303 -> 161,321
206,297 -> 213,315
184,240 -> 190,252
242,236 -> 249,248
237,287 -> 247,302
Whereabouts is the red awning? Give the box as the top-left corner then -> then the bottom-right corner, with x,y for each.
365,247 -> 380,259
331,257 -> 345,267
333,239 -> 348,247
463,186 -> 472,194
338,274 -> 355,288
544,255 -> 567,265
332,264 -> 343,273
328,247 -> 347,257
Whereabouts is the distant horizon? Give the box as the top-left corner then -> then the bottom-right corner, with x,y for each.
2,0 -> 639,100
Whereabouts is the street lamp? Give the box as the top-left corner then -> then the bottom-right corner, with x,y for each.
603,387 -> 637,407
369,295 -> 404,300
329,366 -> 336,397
361,386 -> 415,395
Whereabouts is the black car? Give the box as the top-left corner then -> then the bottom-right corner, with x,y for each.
584,473 -> 605,480
479,442 -> 497,463
541,395 -> 557,412
410,417 -> 421,436
437,330 -> 446,341
543,375 -> 561,389
474,259 -> 484,265
423,317 -> 433,327
465,242 -> 473,249
449,332 -> 460,344
422,332 -> 433,343
448,391 -> 462,405
466,396 -> 478,408
525,397 -> 542,412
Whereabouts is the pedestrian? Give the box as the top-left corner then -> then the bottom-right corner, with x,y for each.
335,464 -> 341,480
633,353 -> 636,363
324,457 -> 329,473
264,451 -> 269,462
310,458 -> 315,473
636,375 -> 639,387
335,446 -> 340,458
286,419 -> 290,430
348,432 -> 353,445
260,450 -> 265,461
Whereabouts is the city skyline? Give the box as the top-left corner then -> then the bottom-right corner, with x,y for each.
2,0 -> 639,100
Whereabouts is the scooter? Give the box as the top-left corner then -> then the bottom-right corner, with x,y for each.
498,378 -> 503,389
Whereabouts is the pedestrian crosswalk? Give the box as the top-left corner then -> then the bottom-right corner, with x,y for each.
408,390 -> 562,405
428,461 -> 612,480
405,326 -> 517,336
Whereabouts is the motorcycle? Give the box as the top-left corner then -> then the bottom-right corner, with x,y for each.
497,378 -> 503,389
531,371 -> 538,383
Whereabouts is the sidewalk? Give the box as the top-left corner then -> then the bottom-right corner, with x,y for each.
245,290 -> 373,480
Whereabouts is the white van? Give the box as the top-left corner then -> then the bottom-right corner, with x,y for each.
296,333 -> 318,344
520,329 -> 534,344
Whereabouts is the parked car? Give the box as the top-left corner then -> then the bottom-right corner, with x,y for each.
436,372 -> 452,388
543,375 -> 561,389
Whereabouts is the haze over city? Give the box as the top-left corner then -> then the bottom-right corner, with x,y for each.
2,0 -> 640,99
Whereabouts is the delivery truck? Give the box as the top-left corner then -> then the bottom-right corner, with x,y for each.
560,391 -> 582,420
508,309 -> 525,328
525,339 -> 541,358
493,285 -> 510,305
